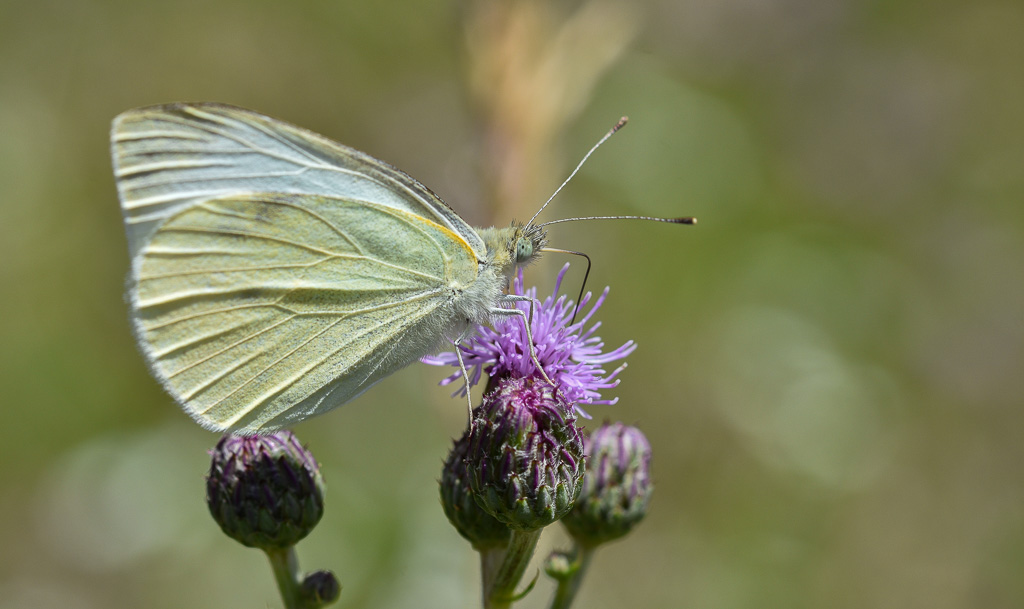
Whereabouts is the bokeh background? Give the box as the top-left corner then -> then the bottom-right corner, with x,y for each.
2,0 -> 1023,607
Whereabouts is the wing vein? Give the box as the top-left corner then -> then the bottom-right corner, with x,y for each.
181,349 -> 266,401
114,129 -> 206,142
155,226 -> 336,255
200,317 -> 346,417
163,313 -> 298,379
117,158 -> 235,178
125,167 -> 311,190
144,302 -> 289,331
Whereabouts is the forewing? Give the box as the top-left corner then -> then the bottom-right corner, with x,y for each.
111,102 -> 486,261
130,193 -> 477,433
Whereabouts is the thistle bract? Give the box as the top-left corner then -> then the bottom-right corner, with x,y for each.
439,431 -> 512,550
562,422 -> 652,546
206,432 -> 325,550
467,376 -> 585,530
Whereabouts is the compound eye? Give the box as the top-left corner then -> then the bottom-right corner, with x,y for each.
516,238 -> 533,262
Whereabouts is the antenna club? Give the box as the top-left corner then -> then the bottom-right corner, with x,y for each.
678,216 -> 697,224
613,116 -> 629,132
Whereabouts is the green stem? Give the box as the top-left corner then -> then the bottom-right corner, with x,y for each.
480,546 -> 507,605
265,546 -> 303,609
548,545 -> 595,609
485,529 -> 542,609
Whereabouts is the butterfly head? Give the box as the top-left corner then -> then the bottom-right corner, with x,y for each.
477,222 -> 548,283
513,222 -> 548,266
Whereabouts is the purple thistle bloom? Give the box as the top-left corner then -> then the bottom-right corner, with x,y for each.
422,264 -> 636,416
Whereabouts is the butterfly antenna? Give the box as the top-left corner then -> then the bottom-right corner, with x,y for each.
541,248 -> 592,324
539,215 -> 696,227
527,116 -> 630,227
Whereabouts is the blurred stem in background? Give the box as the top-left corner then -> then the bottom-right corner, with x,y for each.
463,0 -> 637,222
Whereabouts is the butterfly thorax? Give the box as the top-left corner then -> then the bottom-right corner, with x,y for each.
451,223 -> 547,326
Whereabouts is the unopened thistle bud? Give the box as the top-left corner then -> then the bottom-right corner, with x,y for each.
544,550 -> 575,581
301,570 -> 341,605
562,422 -> 652,547
439,431 -> 512,550
206,432 -> 325,550
466,376 -> 585,531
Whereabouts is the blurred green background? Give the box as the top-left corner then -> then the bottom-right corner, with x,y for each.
2,0 -> 1023,607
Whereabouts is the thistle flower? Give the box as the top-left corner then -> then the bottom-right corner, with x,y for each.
206,432 -> 325,550
466,376 -> 585,530
561,422 -> 652,547
423,263 -> 635,416
439,431 -> 512,550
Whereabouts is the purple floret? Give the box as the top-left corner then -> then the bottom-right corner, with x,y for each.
422,263 -> 635,417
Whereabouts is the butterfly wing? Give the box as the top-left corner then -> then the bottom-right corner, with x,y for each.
111,102 -> 487,262
131,192 -> 479,433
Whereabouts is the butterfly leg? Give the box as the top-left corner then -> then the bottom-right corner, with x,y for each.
452,334 -> 475,425
502,294 -> 536,327
491,300 -> 557,390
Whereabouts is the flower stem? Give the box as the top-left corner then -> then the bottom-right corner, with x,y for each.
480,546 -> 507,604
484,529 -> 542,609
548,545 -> 594,609
266,546 -> 303,609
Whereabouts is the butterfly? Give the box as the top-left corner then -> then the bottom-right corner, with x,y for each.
111,103 -> 692,434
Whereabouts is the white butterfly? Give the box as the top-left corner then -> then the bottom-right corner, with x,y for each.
112,103 -> 691,434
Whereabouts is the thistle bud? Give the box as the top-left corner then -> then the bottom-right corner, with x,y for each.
561,422 -> 652,546
301,570 -> 341,605
206,432 -> 325,550
466,376 -> 585,531
439,432 -> 512,550
544,550 -> 574,581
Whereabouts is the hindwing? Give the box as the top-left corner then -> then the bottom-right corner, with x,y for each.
131,192 -> 477,432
